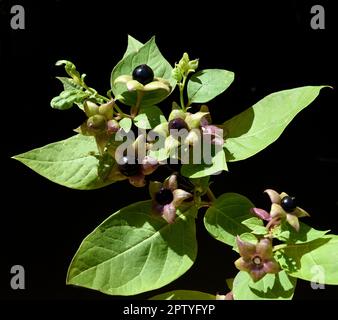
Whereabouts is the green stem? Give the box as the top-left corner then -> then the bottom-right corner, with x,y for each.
83,83 -> 110,102
131,91 -> 144,118
179,76 -> 188,111
273,244 -> 288,252
206,187 -> 216,203
114,104 -> 132,119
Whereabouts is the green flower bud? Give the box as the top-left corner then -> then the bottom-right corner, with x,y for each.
172,67 -> 182,82
185,111 -> 209,129
87,115 -> 107,132
188,58 -> 199,71
99,101 -> 114,120
169,109 -> 186,121
107,119 -> 120,134
84,100 -> 99,117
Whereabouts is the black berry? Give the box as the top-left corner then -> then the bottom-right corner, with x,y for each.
168,118 -> 189,131
117,156 -> 141,177
281,196 -> 297,212
155,188 -> 174,205
132,64 -> 154,85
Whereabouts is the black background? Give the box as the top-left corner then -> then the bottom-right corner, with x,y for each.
1,0 -> 338,305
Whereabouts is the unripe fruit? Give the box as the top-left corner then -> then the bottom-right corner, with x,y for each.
87,115 -> 107,132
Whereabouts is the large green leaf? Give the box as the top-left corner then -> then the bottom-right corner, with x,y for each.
187,69 -> 234,104
275,236 -> 338,284
272,221 -> 329,244
67,202 -> 198,295
223,86 -> 327,161
134,105 -> 166,129
111,37 -> 176,107
122,35 -> 144,58
233,270 -> 296,300
204,193 -> 254,247
150,290 -> 215,300
12,134 -> 108,190
181,149 -> 227,178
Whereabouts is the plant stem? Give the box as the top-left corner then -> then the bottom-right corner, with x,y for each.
273,244 -> 288,252
179,76 -> 188,111
114,104 -> 132,119
131,91 -> 144,118
206,187 -> 216,203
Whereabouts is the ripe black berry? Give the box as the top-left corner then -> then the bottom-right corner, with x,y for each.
117,156 -> 141,177
168,118 -> 189,131
155,188 -> 174,205
132,64 -> 154,85
281,196 -> 297,212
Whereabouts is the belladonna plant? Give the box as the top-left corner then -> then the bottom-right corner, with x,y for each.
12,35 -> 338,300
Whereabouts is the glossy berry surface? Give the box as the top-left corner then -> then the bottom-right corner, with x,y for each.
168,118 -> 189,131
155,188 -> 174,205
281,196 -> 297,212
132,64 -> 154,85
117,156 -> 141,177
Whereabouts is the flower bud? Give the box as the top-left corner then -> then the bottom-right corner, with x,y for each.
185,111 -> 209,129
99,101 -> 114,120
107,119 -> 120,134
84,100 -> 99,117
168,109 -> 186,121
172,67 -> 182,82
87,115 -> 107,132
188,58 -> 199,71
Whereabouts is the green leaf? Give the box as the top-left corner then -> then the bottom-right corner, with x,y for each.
111,37 -> 176,107
233,270 -> 296,300
12,134 -> 109,190
272,221 -> 329,244
150,290 -> 215,300
50,89 -> 90,110
187,69 -> 234,104
134,106 -> 166,129
204,193 -> 254,247
119,117 -> 132,132
67,202 -> 198,296
242,217 -> 268,235
223,86 -> 328,161
56,60 -> 81,81
275,236 -> 338,284
123,35 -> 144,58
181,149 -> 227,178
56,77 -> 82,91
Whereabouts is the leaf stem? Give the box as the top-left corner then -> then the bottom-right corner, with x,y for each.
206,187 -> 216,203
131,91 -> 144,118
179,76 -> 188,111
